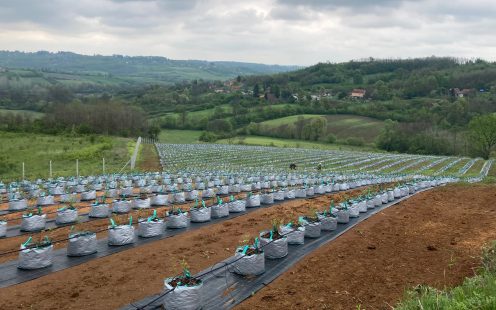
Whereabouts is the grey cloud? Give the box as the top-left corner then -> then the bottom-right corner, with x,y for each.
0,0 -> 495,65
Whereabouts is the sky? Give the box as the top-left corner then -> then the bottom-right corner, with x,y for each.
0,0 -> 495,66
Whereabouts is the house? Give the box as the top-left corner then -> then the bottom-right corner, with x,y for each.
450,88 -> 474,98
350,88 -> 366,99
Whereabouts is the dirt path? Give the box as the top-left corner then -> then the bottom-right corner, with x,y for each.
137,144 -> 161,172
236,184 -> 496,310
0,187 -> 375,309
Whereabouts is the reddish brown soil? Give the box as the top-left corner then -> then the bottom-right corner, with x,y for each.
236,184 -> 496,310
0,187 -> 372,309
137,144 -> 161,172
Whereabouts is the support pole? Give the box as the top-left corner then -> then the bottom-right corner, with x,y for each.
103,157 -> 105,174
22,162 -> 25,181
76,159 -> 79,180
49,160 -> 52,179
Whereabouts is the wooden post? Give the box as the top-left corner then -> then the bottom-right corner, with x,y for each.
76,159 -> 79,180
49,160 -> 52,179
22,162 -> 25,181
103,157 -> 105,174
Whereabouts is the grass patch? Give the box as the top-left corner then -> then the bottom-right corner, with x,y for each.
217,135 -> 378,152
396,241 -> 496,309
257,114 -> 385,143
158,129 -> 203,144
0,108 -> 45,119
0,131 -> 132,181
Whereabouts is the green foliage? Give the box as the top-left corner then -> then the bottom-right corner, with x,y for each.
199,131 -> 219,142
468,114 -> 496,159
326,133 -> 337,143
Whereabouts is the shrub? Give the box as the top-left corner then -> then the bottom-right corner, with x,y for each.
325,133 -> 337,144
199,131 -> 218,142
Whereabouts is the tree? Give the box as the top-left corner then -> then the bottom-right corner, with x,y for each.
253,84 -> 260,98
468,114 -> 496,159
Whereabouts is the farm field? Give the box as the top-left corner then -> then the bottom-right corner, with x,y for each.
257,114 -> 385,144
0,142 -> 493,310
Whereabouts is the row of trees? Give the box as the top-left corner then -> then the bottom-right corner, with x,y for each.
0,100 -> 159,139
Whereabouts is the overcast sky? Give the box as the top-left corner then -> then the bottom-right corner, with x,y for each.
0,0 -> 495,65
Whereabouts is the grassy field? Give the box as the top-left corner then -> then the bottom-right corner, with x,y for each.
0,131 -> 133,181
258,114 -> 385,143
0,108 -> 45,119
217,135 -> 378,152
158,129 -> 203,144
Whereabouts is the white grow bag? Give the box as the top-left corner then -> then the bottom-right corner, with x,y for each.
335,209 -> 350,224
60,193 -> 78,203
295,189 -> 306,198
151,194 -> 169,206
167,213 -> 189,229
173,192 -> 186,204
259,232 -> 288,259
138,219 -> 165,238
190,208 -> 211,223
37,195 -> 54,206
230,248 -> 265,276
185,190 -> 199,201
261,193 -> 274,205
304,221 -> 321,238
285,190 -> 296,199
317,215 -> 337,231
358,201 -> 368,213
8,199 -> 28,211
133,198 -> 151,209
163,278 -> 203,310
279,225 -> 305,245
56,208 -> 78,224
18,244 -> 53,269
0,221 -> 6,238
21,214 -> 46,231
228,200 -> 246,213
80,190 -> 97,201
89,204 -> 109,218
201,189 -> 215,198
273,191 -> 285,201
217,186 -> 229,195
67,232 -> 97,256
112,200 -> 132,213
246,195 -> 260,207
108,225 -> 135,245
211,204 -> 229,218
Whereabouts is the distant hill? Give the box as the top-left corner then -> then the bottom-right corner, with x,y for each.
0,50 -> 300,84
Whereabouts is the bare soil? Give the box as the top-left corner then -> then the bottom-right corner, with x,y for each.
236,184 -> 496,310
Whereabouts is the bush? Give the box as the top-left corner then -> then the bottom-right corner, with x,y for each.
345,137 -> 365,146
199,131 -> 218,142
325,133 -> 337,144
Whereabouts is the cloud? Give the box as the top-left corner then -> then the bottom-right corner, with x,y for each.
0,0 -> 495,65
